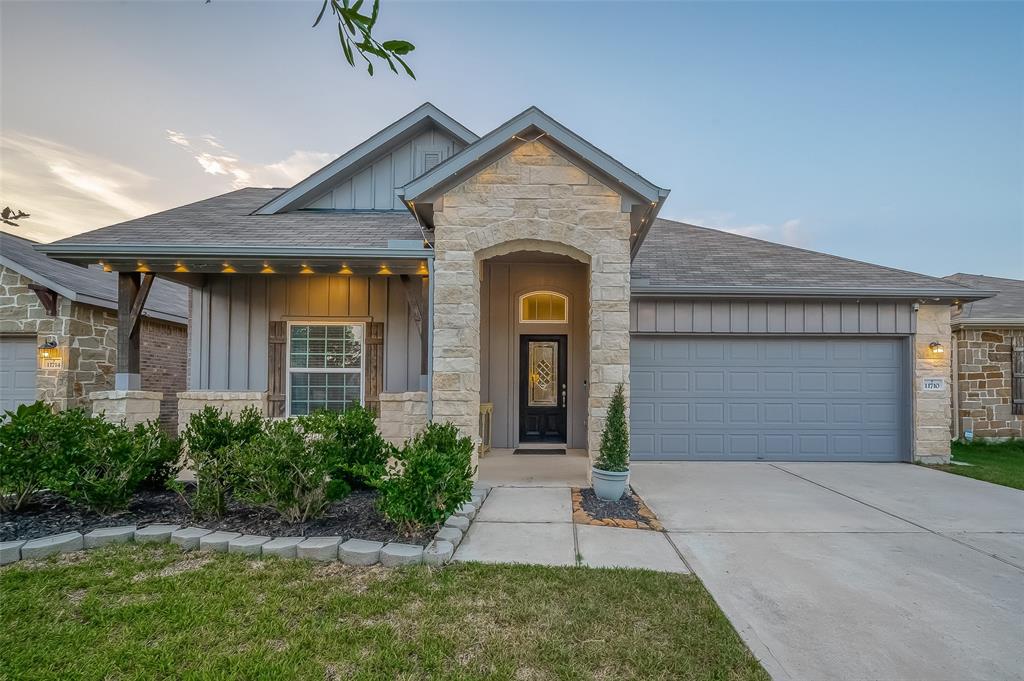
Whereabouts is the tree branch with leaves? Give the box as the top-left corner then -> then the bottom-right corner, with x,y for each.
313,0 -> 415,78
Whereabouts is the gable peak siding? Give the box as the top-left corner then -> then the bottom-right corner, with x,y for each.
304,127 -> 467,211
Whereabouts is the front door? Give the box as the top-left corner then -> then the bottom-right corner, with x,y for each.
519,335 -> 568,443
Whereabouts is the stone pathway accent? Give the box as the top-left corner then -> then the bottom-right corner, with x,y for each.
339,539 -> 383,566
262,537 -> 304,558
21,532 -> 83,560
134,524 -> 179,543
170,527 -> 213,550
200,531 -> 241,553
571,487 -> 664,531
380,542 -> 424,566
84,526 -> 136,549
453,486 -> 689,573
228,535 -> 271,555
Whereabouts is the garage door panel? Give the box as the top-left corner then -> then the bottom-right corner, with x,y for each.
0,337 -> 38,413
630,337 -> 905,462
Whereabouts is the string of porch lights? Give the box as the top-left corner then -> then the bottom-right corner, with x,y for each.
99,261 -> 429,276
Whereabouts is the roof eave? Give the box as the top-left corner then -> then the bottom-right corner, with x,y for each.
39,243 -> 433,264
952,317 -> 1024,329
629,285 -> 998,302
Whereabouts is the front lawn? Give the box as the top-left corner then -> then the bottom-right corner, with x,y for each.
930,440 -> 1024,490
0,545 -> 768,680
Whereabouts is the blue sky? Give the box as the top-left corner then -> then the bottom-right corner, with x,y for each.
2,1 -> 1021,278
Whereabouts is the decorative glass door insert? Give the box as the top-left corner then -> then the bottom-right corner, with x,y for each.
528,341 -> 558,407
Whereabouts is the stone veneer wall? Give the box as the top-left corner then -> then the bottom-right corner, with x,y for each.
90,390 -> 163,428
176,391 -> 268,434
953,327 -> 1024,440
1,265 -> 188,427
913,304 -> 953,463
431,141 -> 633,463
378,391 -> 428,446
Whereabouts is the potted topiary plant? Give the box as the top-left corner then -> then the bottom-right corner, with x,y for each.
592,383 -> 629,501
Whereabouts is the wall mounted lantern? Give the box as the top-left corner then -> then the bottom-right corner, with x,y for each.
928,341 -> 945,355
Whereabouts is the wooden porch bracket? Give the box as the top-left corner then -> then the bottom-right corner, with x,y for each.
27,284 -> 59,316
399,274 -> 429,374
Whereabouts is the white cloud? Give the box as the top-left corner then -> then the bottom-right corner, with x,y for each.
166,131 -> 334,189
0,133 -> 158,242
683,211 -> 808,247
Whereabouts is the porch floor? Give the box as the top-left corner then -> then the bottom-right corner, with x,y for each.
477,448 -> 589,487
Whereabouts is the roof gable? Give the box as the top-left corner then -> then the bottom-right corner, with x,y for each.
945,273 -> 1024,321
254,103 -> 477,215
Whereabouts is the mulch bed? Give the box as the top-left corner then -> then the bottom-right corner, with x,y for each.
0,486 -> 435,546
571,487 -> 663,531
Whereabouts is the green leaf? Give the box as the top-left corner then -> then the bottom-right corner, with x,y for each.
312,0 -> 329,27
394,53 -> 416,79
369,0 -> 380,28
382,40 -> 414,56
340,29 -> 355,66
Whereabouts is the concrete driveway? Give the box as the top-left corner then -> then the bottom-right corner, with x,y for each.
631,462 -> 1024,681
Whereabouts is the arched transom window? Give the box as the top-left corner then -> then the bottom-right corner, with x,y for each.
519,291 -> 568,323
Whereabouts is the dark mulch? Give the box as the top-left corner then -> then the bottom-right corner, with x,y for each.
578,487 -> 645,521
0,486 -> 435,546
572,487 -> 664,531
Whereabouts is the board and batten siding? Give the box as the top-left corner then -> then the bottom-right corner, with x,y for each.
304,128 -> 466,211
188,275 -> 424,393
630,299 -> 917,335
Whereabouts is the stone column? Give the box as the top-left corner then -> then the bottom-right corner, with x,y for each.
378,391 -> 428,446
913,304 -> 952,463
89,390 -> 163,428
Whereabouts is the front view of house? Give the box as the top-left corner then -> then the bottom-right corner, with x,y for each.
43,104 -> 991,466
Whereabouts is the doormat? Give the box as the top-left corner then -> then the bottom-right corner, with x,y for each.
513,448 -> 566,455
571,487 -> 664,531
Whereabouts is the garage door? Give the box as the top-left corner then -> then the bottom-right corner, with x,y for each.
0,336 -> 38,413
630,337 -> 906,461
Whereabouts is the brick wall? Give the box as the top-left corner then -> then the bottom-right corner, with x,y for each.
954,327 -> 1024,440
141,319 -> 188,433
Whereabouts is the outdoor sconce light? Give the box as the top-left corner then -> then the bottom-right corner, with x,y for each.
377,264 -> 393,276
174,263 -> 189,273
299,264 -> 315,275
260,263 -> 275,274
416,262 -> 429,276
338,265 -> 353,275
38,338 -> 58,359
221,263 -> 237,274
928,342 -> 945,355
136,262 -> 151,273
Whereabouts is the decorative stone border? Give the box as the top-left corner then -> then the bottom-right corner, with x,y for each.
0,484 -> 492,569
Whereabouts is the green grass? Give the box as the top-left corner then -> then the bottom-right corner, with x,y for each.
0,544 -> 767,681
930,439 -> 1024,490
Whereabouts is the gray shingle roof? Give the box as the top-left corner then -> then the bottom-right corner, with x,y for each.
48,188 -> 424,249
1,232 -> 187,323
632,218 -> 983,297
944,273 -> 1024,321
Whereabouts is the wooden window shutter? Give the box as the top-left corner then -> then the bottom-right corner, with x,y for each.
364,321 -> 385,416
1013,339 -> 1024,416
267,321 -> 287,417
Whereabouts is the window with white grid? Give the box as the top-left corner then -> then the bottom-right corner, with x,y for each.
287,323 -> 364,415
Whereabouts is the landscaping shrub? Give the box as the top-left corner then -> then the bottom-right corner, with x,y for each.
55,421 -> 179,514
177,406 -> 263,518
138,424 -> 183,490
230,418 -> 350,523
377,422 -> 475,533
0,402 -> 76,511
299,405 -> 390,487
594,383 -> 629,473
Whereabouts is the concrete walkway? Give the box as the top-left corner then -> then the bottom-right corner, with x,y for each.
452,486 -> 689,573
632,462 -> 1024,681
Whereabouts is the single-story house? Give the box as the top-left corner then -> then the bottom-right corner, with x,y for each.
41,103 -> 993,464
944,273 -> 1023,441
1,231 -> 188,431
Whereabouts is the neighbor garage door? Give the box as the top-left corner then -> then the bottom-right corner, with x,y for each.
630,337 -> 906,461
0,336 -> 37,413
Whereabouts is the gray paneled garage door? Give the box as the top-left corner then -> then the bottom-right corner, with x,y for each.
0,336 -> 37,413
630,336 -> 906,461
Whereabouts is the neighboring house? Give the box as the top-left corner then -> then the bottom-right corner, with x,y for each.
944,273 -> 1024,441
42,103 -> 992,464
0,232 -> 188,431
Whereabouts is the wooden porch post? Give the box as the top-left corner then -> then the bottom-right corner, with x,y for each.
115,271 -> 154,390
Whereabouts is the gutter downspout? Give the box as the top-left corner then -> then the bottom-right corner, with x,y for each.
951,330 -> 960,441
426,257 -> 435,422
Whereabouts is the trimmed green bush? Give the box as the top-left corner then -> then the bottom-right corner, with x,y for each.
595,383 -> 629,473
230,418 -> 350,524
0,402 -> 77,511
55,421 -> 179,514
177,406 -> 263,518
299,405 -> 390,487
377,422 -> 475,533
